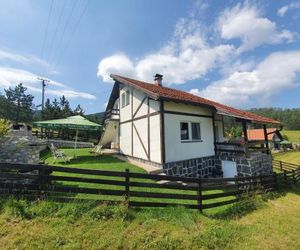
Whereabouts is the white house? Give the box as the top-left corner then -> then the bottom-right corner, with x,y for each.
100,74 -> 282,178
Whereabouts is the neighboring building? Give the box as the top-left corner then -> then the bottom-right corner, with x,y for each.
247,128 -> 283,150
100,74 -> 281,178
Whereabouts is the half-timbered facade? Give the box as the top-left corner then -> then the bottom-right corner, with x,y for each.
100,74 -> 282,178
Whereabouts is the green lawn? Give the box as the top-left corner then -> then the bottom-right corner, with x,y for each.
273,151 -> 300,165
282,130 -> 300,143
40,148 -> 235,209
0,149 -> 299,249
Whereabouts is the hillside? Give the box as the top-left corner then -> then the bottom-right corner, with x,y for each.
249,108 -> 300,130
86,112 -> 105,124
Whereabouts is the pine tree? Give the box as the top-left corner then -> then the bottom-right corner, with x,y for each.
74,104 -> 84,115
4,83 -> 34,125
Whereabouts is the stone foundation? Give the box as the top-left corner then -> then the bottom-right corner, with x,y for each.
163,156 -> 219,178
215,151 -> 273,177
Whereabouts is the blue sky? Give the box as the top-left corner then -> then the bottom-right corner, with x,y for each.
0,0 -> 299,114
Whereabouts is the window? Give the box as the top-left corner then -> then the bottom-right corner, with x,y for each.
180,122 -> 189,140
180,122 -> 201,142
121,93 -> 126,108
191,123 -> 201,140
126,90 -> 130,106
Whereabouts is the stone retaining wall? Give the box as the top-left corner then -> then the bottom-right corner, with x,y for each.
215,151 -> 272,177
163,156 -> 218,178
0,129 -> 46,164
48,139 -> 94,148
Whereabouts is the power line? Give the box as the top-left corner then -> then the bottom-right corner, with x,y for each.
50,0 -> 78,69
40,0 -> 54,71
54,0 -> 90,69
46,0 -> 67,65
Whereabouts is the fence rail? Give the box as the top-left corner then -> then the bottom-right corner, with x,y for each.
0,161 -> 298,211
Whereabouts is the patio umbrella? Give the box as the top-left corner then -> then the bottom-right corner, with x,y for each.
33,115 -> 102,157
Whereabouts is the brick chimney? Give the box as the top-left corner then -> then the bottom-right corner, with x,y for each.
154,74 -> 163,86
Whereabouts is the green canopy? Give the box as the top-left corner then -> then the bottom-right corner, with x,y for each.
33,115 -> 102,157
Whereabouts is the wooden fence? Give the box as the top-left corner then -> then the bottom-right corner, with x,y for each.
0,162 -> 285,211
272,159 -> 300,184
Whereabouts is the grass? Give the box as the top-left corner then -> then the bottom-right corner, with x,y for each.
0,149 -> 299,249
273,151 -> 300,165
282,130 -> 300,143
40,148 -> 236,208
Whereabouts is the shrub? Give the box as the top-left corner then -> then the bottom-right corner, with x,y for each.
0,118 -> 10,139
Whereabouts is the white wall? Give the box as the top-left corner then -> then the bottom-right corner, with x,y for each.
119,85 -> 161,163
164,102 -> 212,116
164,102 -> 215,162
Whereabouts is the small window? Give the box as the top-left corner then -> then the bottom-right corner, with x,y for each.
121,93 -> 126,108
126,90 -> 130,106
180,122 -> 189,140
192,123 -> 201,140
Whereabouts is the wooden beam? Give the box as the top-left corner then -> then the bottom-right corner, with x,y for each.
133,123 -> 149,159
119,111 -> 160,125
263,124 -> 270,154
160,100 -> 166,164
212,113 -> 217,155
131,88 -> 133,156
163,110 -> 213,118
133,96 -> 147,118
147,97 -> 150,160
242,120 -> 249,157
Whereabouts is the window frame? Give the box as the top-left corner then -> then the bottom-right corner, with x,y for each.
126,90 -> 130,106
121,93 -> 126,108
191,122 -> 201,141
180,122 -> 189,141
180,121 -> 202,143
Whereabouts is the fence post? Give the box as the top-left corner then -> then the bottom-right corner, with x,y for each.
280,161 -> 283,172
197,177 -> 202,213
125,169 -> 130,207
274,173 -> 278,190
292,170 -> 296,184
283,170 -> 288,186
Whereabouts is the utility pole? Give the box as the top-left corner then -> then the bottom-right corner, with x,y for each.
37,77 -> 50,110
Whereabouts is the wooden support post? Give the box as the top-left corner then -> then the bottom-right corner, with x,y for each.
197,177 -> 203,213
292,170 -> 296,184
283,170 -> 288,186
280,161 -> 283,172
125,169 -> 130,207
242,121 -> 249,158
263,124 -> 270,154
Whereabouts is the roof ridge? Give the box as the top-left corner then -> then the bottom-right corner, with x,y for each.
110,74 -> 281,125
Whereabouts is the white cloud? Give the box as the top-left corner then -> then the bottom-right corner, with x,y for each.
97,13 -> 234,84
277,2 -> 300,17
192,50 -> 300,107
219,4 -> 295,52
0,67 -> 95,100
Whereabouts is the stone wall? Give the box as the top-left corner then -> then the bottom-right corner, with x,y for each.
0,129 -> 46,164
162,152 -> 272,178
215,151 -> 273,177
48,139 -> 94,148
163,156 -> 218,178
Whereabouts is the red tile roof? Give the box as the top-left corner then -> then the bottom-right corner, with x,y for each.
247,128 -> 278,141
111,74 -> 281,125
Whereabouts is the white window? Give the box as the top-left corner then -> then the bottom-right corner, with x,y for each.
121,93 -> 126,108
126,90 -> 130,106
180,122 -> 189,140
180,122 -> 201,142
121,90 -> 130,108
191,122 -> 201,140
